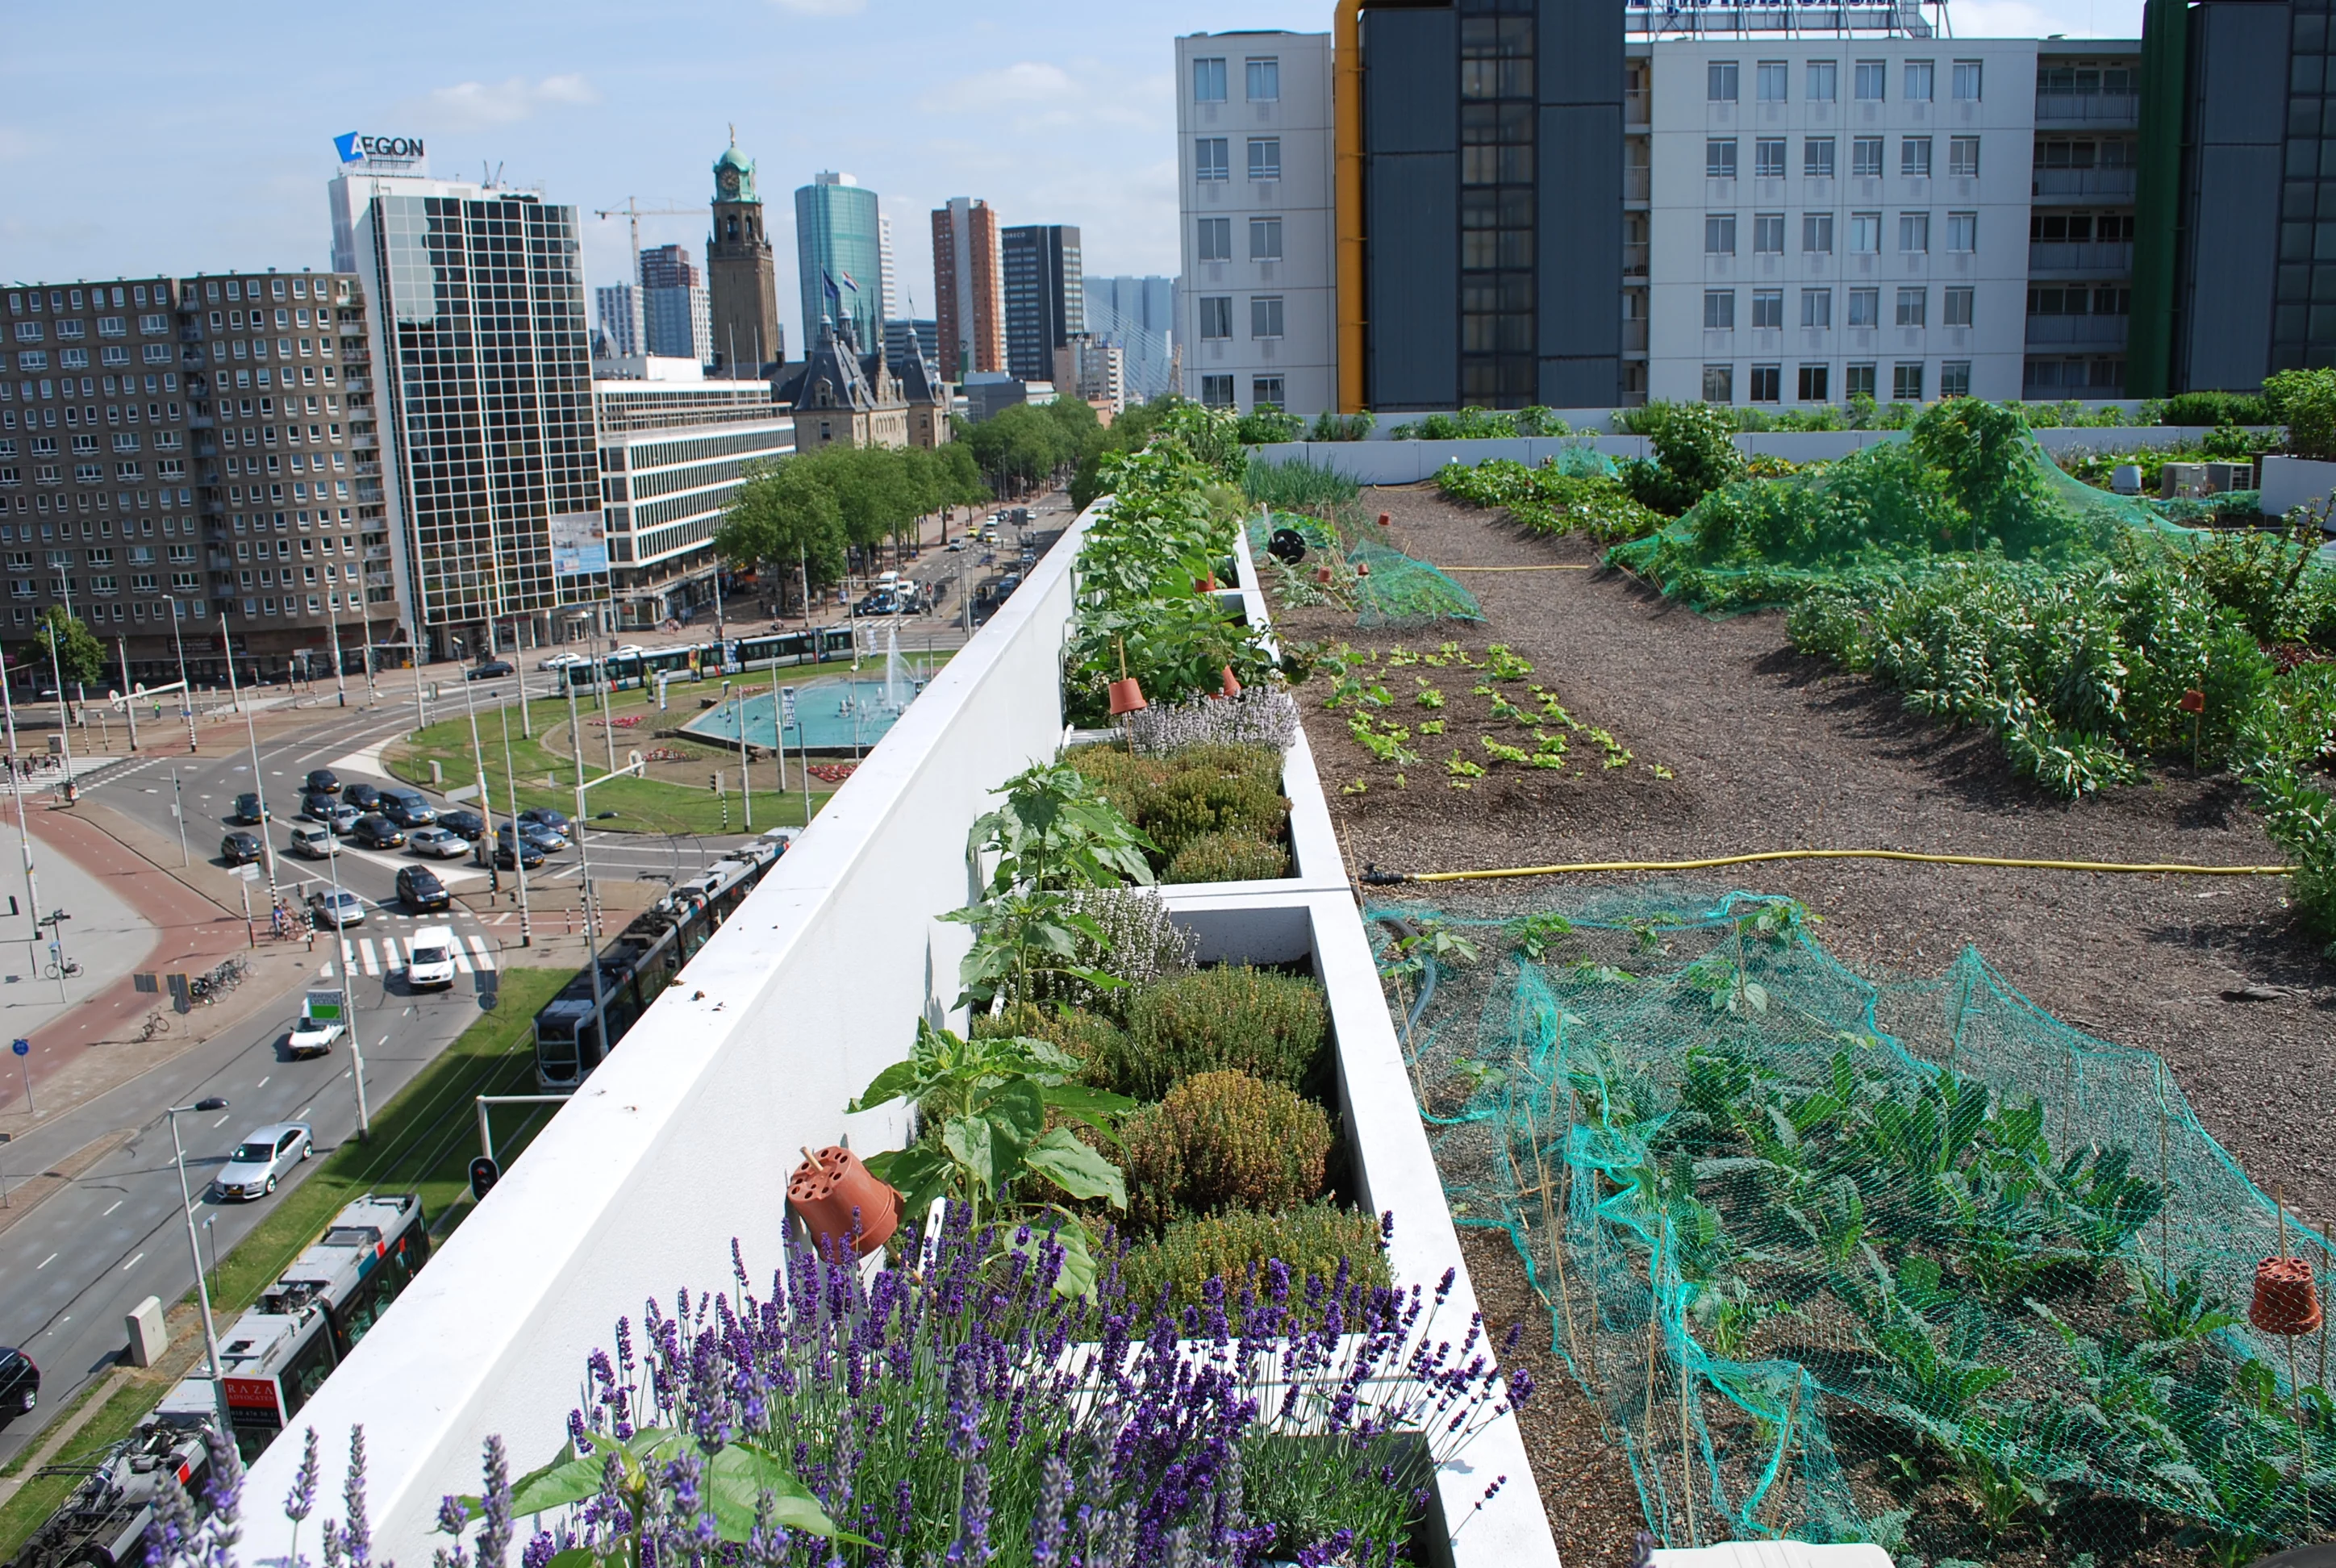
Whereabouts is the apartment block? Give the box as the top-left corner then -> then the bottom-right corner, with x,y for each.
1176,31 -> 1337,419
932,198 -> 1007,381
1002,225 -> 1086,384
0,271 -> 392,683
640,244 -> 712,365
595,282 -> 644,359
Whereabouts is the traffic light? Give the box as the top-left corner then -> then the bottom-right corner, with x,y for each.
469,1155 -> 499,1202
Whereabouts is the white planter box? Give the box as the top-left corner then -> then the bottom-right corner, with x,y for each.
2259,454 -> 2336,524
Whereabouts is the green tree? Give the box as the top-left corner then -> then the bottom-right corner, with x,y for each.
2265,368 -> 2336,461
716,459 -> 848,608
32,607 -> 102,689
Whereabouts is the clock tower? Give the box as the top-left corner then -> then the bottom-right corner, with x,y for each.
707,131 -> 783,374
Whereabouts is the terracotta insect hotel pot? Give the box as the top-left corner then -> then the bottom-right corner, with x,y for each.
786,1145 -> 902,1259
1107,675 -> 1147,717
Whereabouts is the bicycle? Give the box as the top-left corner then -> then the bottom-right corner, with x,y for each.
137,1012 -> 168,1041
42,956 -> 81,981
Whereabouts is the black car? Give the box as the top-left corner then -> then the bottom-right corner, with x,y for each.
232,792 -> 268,824
377,787 -> 437,828
439,808 -> 486,841
395,865 -> 451,912
304,768 -> 340,794
491,836 -> 546,870
341,782 -> 381,810
350,815 -> 406,849
300,791 -> 340,822
518,806 -> 572,834
466,660 -> 515,681
0,1349 -> 37,1423
220,831 -> 264,865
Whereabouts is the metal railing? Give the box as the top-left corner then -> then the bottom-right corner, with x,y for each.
2024,314 -> 2132,348
2035,92 -> 2140,124
2028,240 -> 2134,277
2033,168 -> 2137,199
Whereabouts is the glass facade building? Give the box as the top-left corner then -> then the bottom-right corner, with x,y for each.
795,173 -> 885,355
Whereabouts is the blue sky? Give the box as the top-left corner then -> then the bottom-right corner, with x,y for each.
2,0 -> 2138,355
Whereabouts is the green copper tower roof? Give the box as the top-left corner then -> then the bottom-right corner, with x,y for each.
713,140 -> 757,204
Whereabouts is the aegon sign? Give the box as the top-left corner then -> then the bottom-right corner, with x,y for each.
333,133 -> 425,165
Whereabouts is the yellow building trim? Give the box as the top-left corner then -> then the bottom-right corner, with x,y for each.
1335,0 -> 1366,415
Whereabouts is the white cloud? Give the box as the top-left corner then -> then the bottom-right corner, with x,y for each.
916,61 -> 1073,116
0,127 -> 44,162
770,0 -> 866,13
914,60 -> 1162,133
423,73 -> 601,131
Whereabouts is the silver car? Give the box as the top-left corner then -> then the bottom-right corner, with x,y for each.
215,1121 -> 312,1200
307,887 -> 367,928
407,826 -> 469,859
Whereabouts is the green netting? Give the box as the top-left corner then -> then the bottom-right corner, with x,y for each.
1374,889 -> 2336,1560
1246,510 -> 1485,630
1548,444 -> 1623,479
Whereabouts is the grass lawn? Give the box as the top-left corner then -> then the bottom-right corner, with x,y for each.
0,1382 -> 170,1558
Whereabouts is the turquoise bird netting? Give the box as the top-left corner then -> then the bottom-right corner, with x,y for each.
1246,511 -> 1484,631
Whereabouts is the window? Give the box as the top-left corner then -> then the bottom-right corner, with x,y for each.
1703,364 -> 1735,401
1199,375 -> 1234,407
97,317 -> 124,339
1893,362 -> 1925,400
1705,214 -> 1738,254
1849,288 -> 1881,327
1752,290 -> 1785,328
1802,288 -> 1833,327
1709,61 -> 1740,102
1947,211 -> 1977,252
1850,212 -> 1882,252
1249,217 -> 1283,260
1808,60 -> 1838,101
1250,296 -> 1285,339
1949,136 -> 1979,177
1805,137 -> 1836,177
1750,364 -> 1783,402
1855,60 -> 1886,100
1846,362 -> 1877,398
1252,376 -> 1286,407
1899,211 -> 1930,252
1245,57 -> 1279,101
1754,213 -> 1785,252
1940,360 -> 1972,398
1199,297 -> 1233,339
1194,57 -> 1227,102
1705,290 -> 1737,329
1853,137 -> 1885,177
1953,60 -> 1983,101
1754,138 -> 1787,178
1195,138 -> 1229,181
1943,286 -> 1974,327
1799,365 -> 1832,401
1803,213 -> 1835,253
1198,218 -> 1232,263
1247,138 -> 1281,181
1708,139 -> 1739,179
1904,60 -> 1935,100
1757,61 -> 1789,101
1896,286 -> 1928,327
1901,137 -> 1933,177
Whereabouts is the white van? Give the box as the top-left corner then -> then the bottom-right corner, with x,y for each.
405,925 -> 457,990
287,823 -> 337,859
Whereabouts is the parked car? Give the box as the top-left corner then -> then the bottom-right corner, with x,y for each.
0,1349 -> 39,1421
396,865 -> 450,912
287,823 -> 338,859
340,782 -> 381,811
438,809 -> 486,841
407,826 -> 469,859
506,819 -> 568,854
466,660 -> 515,681
215,1122 -> 311,1200
540,652 -> 586,671
351,815 -> 406,850
220,831 -> 264,866
304,768 -> 340,795
231,793 -> 268,824
377,788 -> 437,828
518,806 -> 572,835
322,803 -> 362,836
490,834 -> 546,871
298,791 -> 340,822
405,924 -> 458,989
307,887 -> 367,928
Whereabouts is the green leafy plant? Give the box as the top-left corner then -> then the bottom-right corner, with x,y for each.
1120,1069 -> 1335,1231
1099,967 -> 1331,1101
1164,829 -> 1291,883
1118,1200 -> 1389,1312
1505,911 -> 1575,959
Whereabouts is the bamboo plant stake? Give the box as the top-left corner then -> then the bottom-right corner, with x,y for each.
2279,1184 -> 2309,1494
1644,1226 -> 1668,1542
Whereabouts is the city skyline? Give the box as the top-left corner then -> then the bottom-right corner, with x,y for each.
1,0 -> 2137,363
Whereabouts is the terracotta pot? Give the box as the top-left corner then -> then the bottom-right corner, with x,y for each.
1107,677 -> 1147,716
786,1145 -> 900,1259
1195,573 -> 1217,594
1354,561 -> 1371,578
2178,688 -> 2206,715
1377,511 -> 1391,528
1220,665 -> 1242,699
2250,1255 -> 2323,1336
1315,565 -> 1335,585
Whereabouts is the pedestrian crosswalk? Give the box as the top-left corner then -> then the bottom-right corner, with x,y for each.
339,932 -> 498,976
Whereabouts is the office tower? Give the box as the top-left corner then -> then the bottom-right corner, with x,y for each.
1002,224 -> 1086,383
1175,32 -> 1336,418
884,318 -> 940,371
640,244 -> 712,363
878,213 -> 902,321
348,177 -> 606,656
1082,274 -> 1176,400
707,139 -> 784,374
0,271 -> 389,680
327,134 -> 450,274
595,373 -> 793,627
932,197 -> 1006,380
795,172 -> 884,354
596,282 -> 644,358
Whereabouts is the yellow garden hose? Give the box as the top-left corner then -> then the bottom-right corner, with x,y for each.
1433,564 -> 1594,572
1364,846 -> 2294,885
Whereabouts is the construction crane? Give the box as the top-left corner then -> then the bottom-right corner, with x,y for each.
592,197 -> 700,288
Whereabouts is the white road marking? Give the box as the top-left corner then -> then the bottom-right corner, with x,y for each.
451,944 -> 473,974
120,1251 -> 144,1272
256,1075 -> 269,1088
468,935 -> 496,970
36,1253 -> 56,1270
102,1199 -> 123,1216
294,1104 -> 312,1120
212,1114 -> 230,1127
357,939 -> 380,976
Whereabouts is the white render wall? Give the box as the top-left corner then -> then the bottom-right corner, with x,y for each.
1643,35 -> 2038,407
1177,31 -> 1337,421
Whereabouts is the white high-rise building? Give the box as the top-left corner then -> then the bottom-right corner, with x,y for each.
1175,31 -> 1336,419
878,212 -> 901,323
596,282 -> 644,358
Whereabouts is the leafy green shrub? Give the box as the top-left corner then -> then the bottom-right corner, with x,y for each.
2265,368 -> 2336,460
1308,411 -> 1375,442
974,999 -> 1130,1071
1117,1201 -> 1387,1312
1245,455 -> 1359,511
1164,830 -> 1291,883
1069,743 -> 1288,866
2165,390 -> 2271,427
1784,592 -> 1875,670
1120,1070 -> 1333,1231
1436,458 -> 1664,544
1621,400 -> 1747,515
1099,966 -> 1331,1100
1235,404 -> 1305,445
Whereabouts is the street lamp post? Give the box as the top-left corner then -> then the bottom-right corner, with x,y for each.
565,691 -> 644,1077
114,636 -> 139,753
495,692 -> 533,949
0,671 -> 47,984
168,1095 -> 233,1428
451,640 -> 498,899
39,581 -> 77,794
167,602 -> 199,753
221,609 -> 281,900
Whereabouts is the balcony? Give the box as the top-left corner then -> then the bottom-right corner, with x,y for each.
1624,165 -> 1650,202
2035,91 -> 2140,127
1625,86 -> 1650,125
2033,168 -> 2138,200
343,376 -> 372,395
1624,242 -> 1650,276
1623,317 -> 1650,352
364,543 -> 391,561
2029,240 -> 2134,277
2025,313 -> 2132,348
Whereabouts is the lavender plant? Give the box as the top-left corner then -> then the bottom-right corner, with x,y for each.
1128,690 -> 1300,757
1019,886 -> 1195,1015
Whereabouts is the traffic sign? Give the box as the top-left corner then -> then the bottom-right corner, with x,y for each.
232,864 -> 261,882
469,1156 -> 499,1202
10,1040 -> 26,1057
